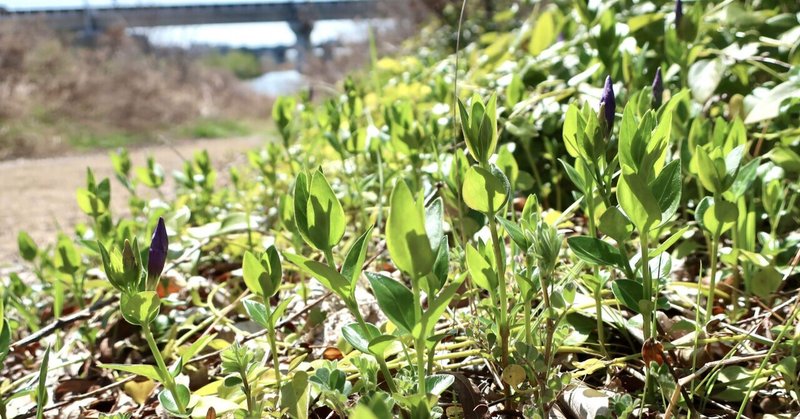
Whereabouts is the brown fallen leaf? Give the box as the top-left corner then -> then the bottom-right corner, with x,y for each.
123,378 -> 156,405
322,347 -> 343,361
445,372 -> 487,419
642,339 -> 665,366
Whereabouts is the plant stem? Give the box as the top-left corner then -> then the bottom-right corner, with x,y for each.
705,229 -> 721,323
540,272 -> 555,370
376,358 -> 398,394
265,304 -> 283,392
351,305 -> 399,394
487,215 -> 509,368
641,232 -> 652,341
142,326 -> 186,415
585,191 -> 608,357
324,248 -> 336,270
411,280 -> 426,396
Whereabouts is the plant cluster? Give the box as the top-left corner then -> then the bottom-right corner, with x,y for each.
2,0 -> 800,418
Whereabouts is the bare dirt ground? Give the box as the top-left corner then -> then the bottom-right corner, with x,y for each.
0,136 -> 265,265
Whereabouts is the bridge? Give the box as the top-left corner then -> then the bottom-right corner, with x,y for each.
0,1 -> 387,70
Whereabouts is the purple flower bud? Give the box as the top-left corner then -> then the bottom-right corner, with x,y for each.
147,217 -> 168,284
652,67 -> 663,108
675,0 -> 683,27
599,75 -> 616,135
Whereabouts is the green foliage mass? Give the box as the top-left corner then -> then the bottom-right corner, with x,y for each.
4,0 -> 800,418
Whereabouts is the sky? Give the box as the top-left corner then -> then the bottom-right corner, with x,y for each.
1,0 -> 371,47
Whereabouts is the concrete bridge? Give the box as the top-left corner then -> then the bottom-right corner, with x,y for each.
0,1 -> 386,70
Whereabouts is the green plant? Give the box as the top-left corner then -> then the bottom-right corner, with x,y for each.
97,218 -> 191,417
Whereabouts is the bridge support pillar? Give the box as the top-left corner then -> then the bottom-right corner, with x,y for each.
289,20 -> 314,73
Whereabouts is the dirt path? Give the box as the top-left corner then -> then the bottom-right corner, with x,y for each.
0,136 -> 265,265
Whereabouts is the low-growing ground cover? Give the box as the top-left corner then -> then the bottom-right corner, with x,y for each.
2,0 -> 800,418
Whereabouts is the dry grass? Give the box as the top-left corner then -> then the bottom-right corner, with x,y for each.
0,24 -> 269,159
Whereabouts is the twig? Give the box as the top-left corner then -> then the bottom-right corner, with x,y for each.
677,352 -> 768,387
186,290 -> 333,366
9,296 -> 117,352
13,376 -> 137,419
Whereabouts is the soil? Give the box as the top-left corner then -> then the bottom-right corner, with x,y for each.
0,136 -> 265,265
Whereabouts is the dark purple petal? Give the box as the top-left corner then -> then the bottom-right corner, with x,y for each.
147,217 -> 168,281
599,75 -> 616,134
675,0 -> 683,26
652,67 -> 663,108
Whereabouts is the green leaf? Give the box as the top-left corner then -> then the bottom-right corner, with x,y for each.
284,252 -> 352,302
243,299 -> 270,328
567,236 -> 624,268
750,267 -> 782,299
414,273 -> 466,342
688,58 -> 725,104
271,297 -> 292,325
559,159 -> 586,192
293,171 -> 311,239
562,105 -> 580,158
425,374 -> 455,396
612,280 -> 643,313
599,207 -> 633,243
305,169 -> 346,250
769,147 -> 800,173
341,227 -> 374,288
714,366 -> 767,401
651,226 -> 691,256
529,10 -> 556,55
120,291 -> 161,326
695,146 -> 724,193
617,173 -> 660,232
729,158 -> 760,198
0,322 -> 10,365
169,356 -> 183,378
745,78 -> 800,124
368,335 -> 397,359
342,322 -> 380,354
180,334 -> 215,361
158,385 -> 190,415
366,272 -> 417,335
429,237 -> 450,295
425,198 -> 445,251
17,232 -> 38,261
650,159 -> 682,224
385,180 -> 435,278
697,197 -> 738,235
496,216 -> 529,250
465,243 -> 498,292
99,363 -> 163,382
242,247 -> 282,298
36,346 -> 50,419
280,371 -> 309,419
462,165 -> 510,214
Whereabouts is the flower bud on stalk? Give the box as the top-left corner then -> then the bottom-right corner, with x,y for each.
652,67 -> 663,109
599,75 -> 616,137
147,217 -> 168,290
675,0 -> 683,27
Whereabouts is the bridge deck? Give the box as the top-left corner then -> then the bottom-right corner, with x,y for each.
0,1 -> 385,31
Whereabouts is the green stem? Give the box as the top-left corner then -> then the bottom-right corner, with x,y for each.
487,215 -> 509,368
411,280 -> 426,396
376,358 -> 398,394
705,230 -> 721,323
143,326 -> 186,415
265,304 -> 283,392
524,297 -> 533,347
641,232 -> 653,341
352,306 -> 399,394
585,191 -> 608,357
324,248 -> 336,270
